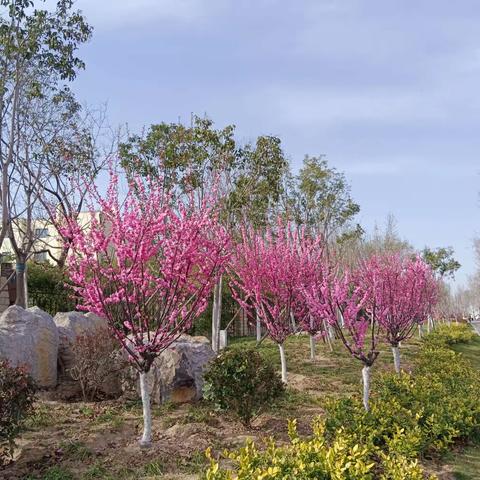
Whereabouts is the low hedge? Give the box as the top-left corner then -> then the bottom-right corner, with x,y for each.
203,324 -> 479,479
422,322 -> 475,346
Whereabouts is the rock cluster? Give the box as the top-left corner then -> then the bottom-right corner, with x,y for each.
0,306 -> 214,404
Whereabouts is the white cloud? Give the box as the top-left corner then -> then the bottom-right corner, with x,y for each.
73,0 -> 222,29
249,86 -> 448,128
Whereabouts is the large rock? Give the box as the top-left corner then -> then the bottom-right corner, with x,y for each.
122,335 -> 215,404
53,311 -> 108,373
53,311 -> 123,399
0,305 -> 58,388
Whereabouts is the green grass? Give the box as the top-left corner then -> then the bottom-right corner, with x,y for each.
230,334 -> 421,400
41,466 -> 75,480
448,331 -> 480,478
451,334 -> 480,370
81,463 -> 112,480
93,407 -> 124,429
59,440 -> 92,461
143,460 -> 164,475
450,445 -> 480,479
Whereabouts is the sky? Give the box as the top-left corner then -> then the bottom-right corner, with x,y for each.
68,0 -> 480,287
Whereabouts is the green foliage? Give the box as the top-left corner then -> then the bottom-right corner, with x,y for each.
202,419 -> 432,479
40,466 -> 75,480
27,262 -> 76,315
190,275 -> 238,336
0,360 -> 36,464
203,348 -> 285,427
421,246 -> 461,278
423,323 -> 475,346
0,0 -> 92,84
285,155 -> 362,241
119,115 -> 289,228
119,116 -> 238,193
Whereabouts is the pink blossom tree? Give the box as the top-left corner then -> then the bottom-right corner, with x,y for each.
295,251 -> 330,361
229,224 -> 322,383
360,254 -> 438,373
65,171 -> 229,447
304,268 -> 377,410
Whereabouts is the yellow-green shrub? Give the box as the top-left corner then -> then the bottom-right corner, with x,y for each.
202,419 -> 434,480
423,323 -> 475,346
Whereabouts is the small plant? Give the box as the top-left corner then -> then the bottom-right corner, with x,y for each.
82,462 -> 111,479
68,327 -> 126,401
94,407 -> 124,429
25,403 -> 55,430
178,450 -> 208,474
423,323 -> 475,346
0,360 -> 36,463
144,460 -> 164,475
203,348 -> 284,427
59,440 -> 92,461
41,466 -> 75,480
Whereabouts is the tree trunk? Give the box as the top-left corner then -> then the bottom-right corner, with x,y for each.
290,311 -> 296,331
323,319 -> 334,352
362,365 -> 370,411
392,345 -> 401,373
139,372 -> 152,447
309,334 -> 316,361
278,343 -> 287,383
256,312 -> 262,343
15,256 -> 27,308
211,276 -> 222,353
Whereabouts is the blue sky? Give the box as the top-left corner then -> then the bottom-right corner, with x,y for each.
70,0 -> 480,287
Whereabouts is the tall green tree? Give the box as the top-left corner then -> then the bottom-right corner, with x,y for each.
285,155 -> 362,243
119,116 -> 289,228
421,246 -> 461,279
0,0 -> 92,306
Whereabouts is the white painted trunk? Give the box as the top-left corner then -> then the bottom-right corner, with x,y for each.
279,343 -> 287,383
392,345 -> 401,373
211,276 -> 222,353
256,313 -> 262,343
362,365 -> 370,411
418,324 -> 422,338
309,334 -> 316,361
323,319 -> 334,352
139,372 -> 152,447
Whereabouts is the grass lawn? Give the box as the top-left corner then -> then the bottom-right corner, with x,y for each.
2,330 -> 479,479
444,334 -> 480,480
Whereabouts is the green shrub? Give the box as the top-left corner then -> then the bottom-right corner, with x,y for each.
323,345 -> 480,458
27,262 -> 76,315
423,323 -> 475,346
203,348 -> 284,427
0,360 -> 36,463
202,419 -> 434,479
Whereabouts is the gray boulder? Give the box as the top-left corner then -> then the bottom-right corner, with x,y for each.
0,306 -> 58,387
53,311 -> 122,398
53,311 -> 108,373
122,334 -> 215,404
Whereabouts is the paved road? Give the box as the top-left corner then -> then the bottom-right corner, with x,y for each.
470,321 -> 480,335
